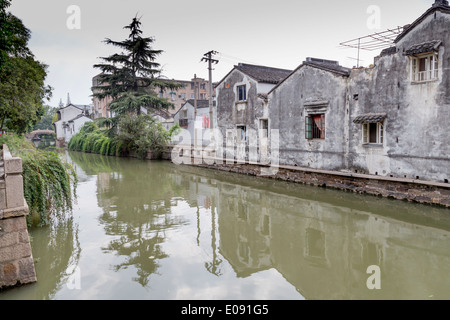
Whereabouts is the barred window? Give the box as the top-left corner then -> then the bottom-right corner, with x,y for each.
305,114 -> 325,140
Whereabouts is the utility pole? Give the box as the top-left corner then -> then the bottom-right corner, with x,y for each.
201,50 -> 219,139
193,74 -> 198,153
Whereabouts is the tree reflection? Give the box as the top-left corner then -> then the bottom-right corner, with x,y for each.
1,217 -> 81,300
71,153 -> 187,288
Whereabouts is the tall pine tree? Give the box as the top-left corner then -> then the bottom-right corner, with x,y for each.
92,16 -> 179,116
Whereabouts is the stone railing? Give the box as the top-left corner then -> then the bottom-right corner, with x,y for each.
0,144 -> 37,289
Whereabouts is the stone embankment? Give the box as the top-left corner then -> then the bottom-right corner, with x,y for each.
0,145 -> 37,290
192,160 -> 450,208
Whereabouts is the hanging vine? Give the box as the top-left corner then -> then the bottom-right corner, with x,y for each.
1,134 -> 78,227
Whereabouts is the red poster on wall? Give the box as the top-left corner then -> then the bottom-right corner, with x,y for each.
202,115 -> 209,129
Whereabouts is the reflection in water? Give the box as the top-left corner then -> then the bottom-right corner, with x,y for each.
1,151 -> 449,300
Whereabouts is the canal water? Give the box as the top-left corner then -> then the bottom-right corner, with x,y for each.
1,151 -> 450,300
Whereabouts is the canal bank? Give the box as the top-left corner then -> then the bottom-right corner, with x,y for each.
174,154 -> 450,208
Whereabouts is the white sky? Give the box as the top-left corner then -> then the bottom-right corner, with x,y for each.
9,0 -> 432,107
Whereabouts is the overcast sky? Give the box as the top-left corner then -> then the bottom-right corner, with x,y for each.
9,0 -> 432,107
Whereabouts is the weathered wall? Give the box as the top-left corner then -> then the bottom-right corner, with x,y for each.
216,69 -> 270,162
216,69 -> 265,134
0,145 -> 37,290
269,65 -> 349,170
348,10 -> 450,182
173,102 -> 210,146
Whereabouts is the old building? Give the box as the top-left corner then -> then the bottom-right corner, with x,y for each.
264,1 -> 449,183
347,0 -> 450,182
268,58 -> 351,170
173,99 -> 212,146
53,102 -> 93,145
214,63 -> 292,161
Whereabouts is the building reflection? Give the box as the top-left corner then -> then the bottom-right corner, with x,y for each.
179,166 -> 450,300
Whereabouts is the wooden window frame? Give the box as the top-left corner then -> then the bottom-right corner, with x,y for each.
305,114 -> 325,140
362,122 -> 384,145
237,85 -> 247,102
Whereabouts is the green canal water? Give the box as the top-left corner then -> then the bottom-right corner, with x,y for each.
1,151 -> 450,300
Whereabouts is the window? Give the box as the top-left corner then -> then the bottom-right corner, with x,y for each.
410,52 -> 439,82
200,93 -> 206,100
236,125 -> 247,142
179,119 -> 188,128
362,122 -> 384,145
259,119 -> 268,138
305,114 -> 325,139
200,83 -> 206,90
237,85 -> 246,102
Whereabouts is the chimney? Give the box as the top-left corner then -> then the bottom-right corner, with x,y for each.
433,0 -> 449,7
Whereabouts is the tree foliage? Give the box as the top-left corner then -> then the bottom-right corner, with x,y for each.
69,117 -> 180,159
33,105 -> 57,130
92,16 -> 179,115
0,5 -> 52,133
0,134 -> 77,227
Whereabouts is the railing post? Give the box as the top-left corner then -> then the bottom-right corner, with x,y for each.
0,144 -> 37,289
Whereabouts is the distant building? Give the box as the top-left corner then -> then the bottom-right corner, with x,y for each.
157,77 -> 214,116
91,74 -> 215,119
173,99 -> 213,146
91,75 -> 114,119
53,101 -> 93,145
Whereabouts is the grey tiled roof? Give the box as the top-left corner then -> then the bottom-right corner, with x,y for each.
395,2 -> 450,43
405,40 -> 441,55
353,113 -> 387,124
303,61 -> 351,77
235,63 -> 292,84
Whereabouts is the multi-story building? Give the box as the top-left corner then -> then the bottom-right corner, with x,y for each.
91,74 -> 214,119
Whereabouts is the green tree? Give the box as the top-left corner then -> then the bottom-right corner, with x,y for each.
33,105 -> 57,130
92,16 -> 180,116
0,0 -> 12,71
0,8 -> 52,133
